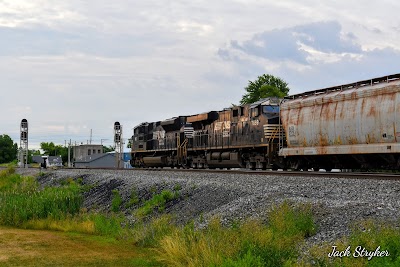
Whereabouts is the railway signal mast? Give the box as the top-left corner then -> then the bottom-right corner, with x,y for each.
19,119 -> 28,168
114,122 -> 123,169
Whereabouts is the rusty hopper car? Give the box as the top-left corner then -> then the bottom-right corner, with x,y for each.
131,98 -> 283,169
279,73 -> 400,170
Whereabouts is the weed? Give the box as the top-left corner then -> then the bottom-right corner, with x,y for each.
268,201 -> 316,239
173,184 -> 182,191
155,202 -> 316,267
150,185 -> 157,194
91,213 -> 124,237
21,214 -> 96,234
135,189 -> 180,218
199,212 -> 205,223
0,171 -> 83,226
125,187 -> 140,209
304,220 -> 400,267
111,189 -> 123,212
132,214 -> 176,247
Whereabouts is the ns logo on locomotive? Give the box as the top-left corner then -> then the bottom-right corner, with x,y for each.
130,73 -> 400,171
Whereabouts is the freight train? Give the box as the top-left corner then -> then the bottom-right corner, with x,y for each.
130,73 -> 400,171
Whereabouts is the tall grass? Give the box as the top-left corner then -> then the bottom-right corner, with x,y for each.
0,167 -> 83,226
155,201 -> 316,267
132,214 -> 176,247
305,220 -> 400,267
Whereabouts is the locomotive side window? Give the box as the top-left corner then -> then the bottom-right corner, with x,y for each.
233,109 -> 239,117
251,107 -> 259,117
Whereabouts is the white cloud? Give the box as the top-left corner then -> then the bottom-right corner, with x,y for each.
0,1 -> 83,28
0,0 -> 399,149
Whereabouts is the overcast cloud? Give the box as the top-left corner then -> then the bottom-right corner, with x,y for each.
1,0 -> 400,149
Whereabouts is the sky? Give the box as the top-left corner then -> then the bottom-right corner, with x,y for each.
1,0 -> 400,150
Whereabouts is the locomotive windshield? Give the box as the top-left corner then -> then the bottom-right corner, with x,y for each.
262,105 -> 279,119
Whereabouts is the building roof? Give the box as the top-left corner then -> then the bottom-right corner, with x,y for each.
74,153 -> 115,163
74,144 -> 103,148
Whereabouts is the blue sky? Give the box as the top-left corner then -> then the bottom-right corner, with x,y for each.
1,0 -> 400,149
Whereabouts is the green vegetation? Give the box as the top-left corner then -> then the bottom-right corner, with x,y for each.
1,168 -> 399,267
155,201 -> 315,267
40,141 -> 69,165
125,186 -> 140,209
0,167 -> 82,226
0,134 -> 18,164
132,214 -> 176,247
304,220 -> 400,267
0,226 -> 159,267
111,189 -> 123,212
135,189 -> 180,218
240,74 -> 290,105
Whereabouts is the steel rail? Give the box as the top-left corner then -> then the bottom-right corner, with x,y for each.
20,167 -> 400,181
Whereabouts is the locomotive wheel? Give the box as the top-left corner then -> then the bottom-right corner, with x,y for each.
262,162 -> 267,170
289,160 -> 301,171
246,162 -> 256,170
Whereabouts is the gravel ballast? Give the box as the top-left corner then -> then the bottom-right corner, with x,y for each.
19,168 -> 400,244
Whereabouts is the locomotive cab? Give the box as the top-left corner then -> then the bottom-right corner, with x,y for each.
262,105 -> 280,124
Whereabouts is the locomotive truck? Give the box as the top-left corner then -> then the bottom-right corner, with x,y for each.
130,73 -> 400,171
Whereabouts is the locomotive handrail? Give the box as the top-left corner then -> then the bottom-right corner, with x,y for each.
177,137 -> 188,165
286,73 -> 400,100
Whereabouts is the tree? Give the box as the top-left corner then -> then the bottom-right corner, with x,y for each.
28,149 -> 41,164
0,134 -> 18,164
40,142 -> 68,164
103,145 -> 115,153
240,74 -> 290,105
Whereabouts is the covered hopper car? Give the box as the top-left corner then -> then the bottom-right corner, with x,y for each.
131,73 -> 400,171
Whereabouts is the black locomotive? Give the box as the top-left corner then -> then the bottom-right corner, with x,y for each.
131,97 -> 283,169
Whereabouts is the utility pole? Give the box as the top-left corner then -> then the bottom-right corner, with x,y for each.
101,139 -> 108,153
68,139 -> 71,168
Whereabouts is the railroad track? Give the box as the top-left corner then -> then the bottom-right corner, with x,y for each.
9,166 -> 400,181
122,168 -> 400,180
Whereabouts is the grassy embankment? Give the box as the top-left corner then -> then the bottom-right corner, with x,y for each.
0,166 -> 399,266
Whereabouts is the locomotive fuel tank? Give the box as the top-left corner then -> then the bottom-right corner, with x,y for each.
279,74 -> 400,157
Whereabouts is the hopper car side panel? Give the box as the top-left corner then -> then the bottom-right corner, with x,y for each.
279,74 -> 400,170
